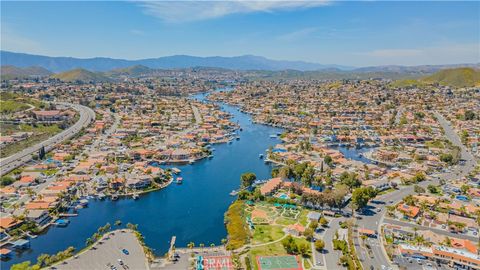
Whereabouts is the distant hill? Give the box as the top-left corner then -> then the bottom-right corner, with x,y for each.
0,65 -> 52,80
391,67 -> 480,88
1,50 -> 352,72
106,65 -> 154,77
51,68 -> 111,82
423,67 -> 480,88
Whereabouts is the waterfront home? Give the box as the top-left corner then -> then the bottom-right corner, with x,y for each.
26,209 -> 51,225
260,177 -> 283,196
0,217 -> 23,232
109,177 -> 125,190
126,176 -> 152,189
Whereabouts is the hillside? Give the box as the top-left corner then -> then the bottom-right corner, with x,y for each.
390,67 -> 480,88
1,51 -> 351,72
0,65 -> 52,80
106,65 -> 153,77
51,68 -> 111,82
423,67 -> 480,88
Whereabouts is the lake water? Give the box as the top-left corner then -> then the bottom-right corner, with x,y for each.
1,91 -> 283,269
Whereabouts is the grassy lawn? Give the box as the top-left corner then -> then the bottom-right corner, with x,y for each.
0,124 -> 63,158
275,216 -> 296,226
0,100 -> 30,114
298,209 -> 309,226
252,225 -> 285,244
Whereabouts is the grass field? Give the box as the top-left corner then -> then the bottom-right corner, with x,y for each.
252,225 -> 285,244
0,100 -> 30,114
0,123 -> 62,158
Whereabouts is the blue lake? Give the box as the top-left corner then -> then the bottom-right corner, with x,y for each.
2,92 -> 283,269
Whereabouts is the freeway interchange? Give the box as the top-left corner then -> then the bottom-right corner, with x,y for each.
0,102 -> 95,176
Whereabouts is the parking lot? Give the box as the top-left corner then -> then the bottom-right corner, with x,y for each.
55,230 -> 149,270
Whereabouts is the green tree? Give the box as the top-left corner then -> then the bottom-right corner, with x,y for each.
324,155 -> 333,166
319,217 -> 328,227
115,220 -> 122,226
11,261 -> 32,270
240,172 -> 257,188
304,228 -> 314,241
351,186 -> 377,211
315,239 -> 325,251
414,185 -> 425,194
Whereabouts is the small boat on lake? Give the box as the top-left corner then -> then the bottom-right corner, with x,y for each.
55,219 -> 70,227
229,190 -> 239,196
269,134 -> 277,138
97,193 -> 106,200
172,168 -> 181,174
176,177 -> 183,184
111,195 -> 119,201
236,137 -> 240,140
132,193 -> 139,200
208,155 -> 214,159
259,154 -> 264,159
79,199 -> 89,206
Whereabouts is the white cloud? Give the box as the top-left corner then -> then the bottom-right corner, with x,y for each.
277,27 -> 317,41
139,1 -> 330,23
130,29 -> 146,36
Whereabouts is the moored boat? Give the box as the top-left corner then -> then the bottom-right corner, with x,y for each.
176,177 -> 183,184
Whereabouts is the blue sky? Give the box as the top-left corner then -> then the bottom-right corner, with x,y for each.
1,1 -> 479,66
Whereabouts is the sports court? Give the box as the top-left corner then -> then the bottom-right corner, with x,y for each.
256,255 -> 302,270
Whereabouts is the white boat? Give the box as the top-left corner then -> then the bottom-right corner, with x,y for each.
208,155 -> 214,159
132,193 -> 139,200
229,190 -> 239,196
79,199 -> 89,206
176,177 -> 183,184
97,193 -> 106,200
269,134 -> 277,138
259,154 -> 264,159
111,195 -> 119,201
172,168 -> 181,174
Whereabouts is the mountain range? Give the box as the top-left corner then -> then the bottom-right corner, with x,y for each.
1,51 -> 353,72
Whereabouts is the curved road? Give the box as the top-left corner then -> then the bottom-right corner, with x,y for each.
354,111 -> 477,270
0,102 -> 95,176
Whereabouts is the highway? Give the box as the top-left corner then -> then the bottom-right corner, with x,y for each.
354,111 -> 477,270
0,102 -> 95,176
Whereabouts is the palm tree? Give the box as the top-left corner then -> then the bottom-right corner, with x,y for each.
187,242 -> 195,249
115,220 -> 122,227
85,238 -> 93,246
221,238 -> 227,247
199,243 -> 205,253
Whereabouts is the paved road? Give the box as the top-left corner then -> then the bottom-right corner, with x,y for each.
383,218 -> 479,242
191,105 -> 202,124
321,217 -> 346,270
354,111 -> 477,270
55,230 -> 149,270
0,102 -> 95,176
